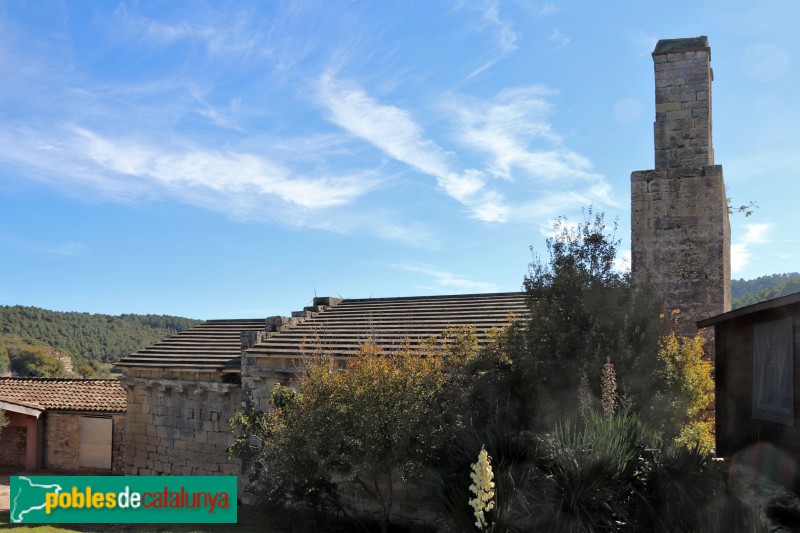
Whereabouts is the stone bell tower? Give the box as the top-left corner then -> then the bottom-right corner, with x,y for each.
631,36 -> 731,333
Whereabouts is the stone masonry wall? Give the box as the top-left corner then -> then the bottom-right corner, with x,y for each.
653,43 -> 714,170
0,424 -> 26,468
43,412 -> 126,474
122,371 -> 241,478
631,166 -> 730,332
631,36 -> 731,334
241,297 -> 342,412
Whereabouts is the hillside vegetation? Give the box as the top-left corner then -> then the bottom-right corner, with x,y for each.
732,272 -> 800,309
0,305 -> 200,377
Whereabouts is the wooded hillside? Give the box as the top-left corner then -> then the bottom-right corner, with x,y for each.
732,272 -> 800,309
0,305 -> 200,377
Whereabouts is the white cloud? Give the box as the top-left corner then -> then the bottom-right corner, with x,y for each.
317,75 -> 613,225
391,262 -> 499,292
445,86 -> 605,184
316,74 -> 511,222
732,223 -> 772,273
463,2 -> 520,81
481,2 -> 519,54
73,128 -> 372,210
0,125 -> 377,213
115,5 -> 261,58
317,74 -> 452,178
547,29 -> 571,51
614,249 -> 632,273
536,3 -> 559,17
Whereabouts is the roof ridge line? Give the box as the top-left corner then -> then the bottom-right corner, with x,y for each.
340,291 -> 525,303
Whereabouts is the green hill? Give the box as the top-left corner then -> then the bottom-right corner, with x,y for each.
732,273 -> 800,309
0,305 -> 201,377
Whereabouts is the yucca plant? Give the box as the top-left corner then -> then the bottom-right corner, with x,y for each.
424,424 -> 537,532
534,410 -> 656,531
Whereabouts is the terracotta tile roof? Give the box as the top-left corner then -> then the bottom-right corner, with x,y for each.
0,378 -> 126,412
115,319 -> 266,370
244,292 -> 528,364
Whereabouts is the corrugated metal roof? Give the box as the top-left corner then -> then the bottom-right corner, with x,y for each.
0,378 -> 126,412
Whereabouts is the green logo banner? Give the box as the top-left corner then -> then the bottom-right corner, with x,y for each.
10,476 -> 237,524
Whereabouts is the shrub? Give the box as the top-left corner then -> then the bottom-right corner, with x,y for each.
231,341 -> 458,533
656,331 -> 715,452
517,209 -> 660,428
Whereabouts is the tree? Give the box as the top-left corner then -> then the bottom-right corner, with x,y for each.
231,339 -> 460,533
0,339 -> 9,375
9,346 -> 65,377
521,208 -> 660,427
0,408 -> 7,435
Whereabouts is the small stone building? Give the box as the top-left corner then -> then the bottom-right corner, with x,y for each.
114,319 -> 266,477
0,378 -> 126,473
115,292 -> 528,479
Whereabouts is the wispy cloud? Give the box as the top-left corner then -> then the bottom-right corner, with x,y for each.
464,2 -> 520,80
445,86 -> 598,182
114,4 -> 262,58
443,86 -> 613,210
0,124 -> 377,212
534,3 -> 559,17
190,89 -> 243,131
547,29 -> 571,51
732,223 -> 772,273
316,73 -> 510,222
481,2 -> 519,54
614,249 -> 632,273
513,2 -> 559,18
74,128 -> 375,210
316,74 -> 612,224
391,262 -> 499,292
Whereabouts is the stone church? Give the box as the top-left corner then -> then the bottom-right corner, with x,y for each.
115,36 -> 732,495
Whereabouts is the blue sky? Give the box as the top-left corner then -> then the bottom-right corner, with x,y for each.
0,1 -> 798,319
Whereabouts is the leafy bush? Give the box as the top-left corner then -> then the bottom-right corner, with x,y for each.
231,341 -> 458,533
521,209 -> 661,428
0,339 -> 9,374
656,331 -> 715,452
9,345 -> 65,377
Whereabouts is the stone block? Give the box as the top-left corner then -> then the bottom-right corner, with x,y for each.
656,102 -> 682,113
665,109 -> 693,120
208,432 -> 230,447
